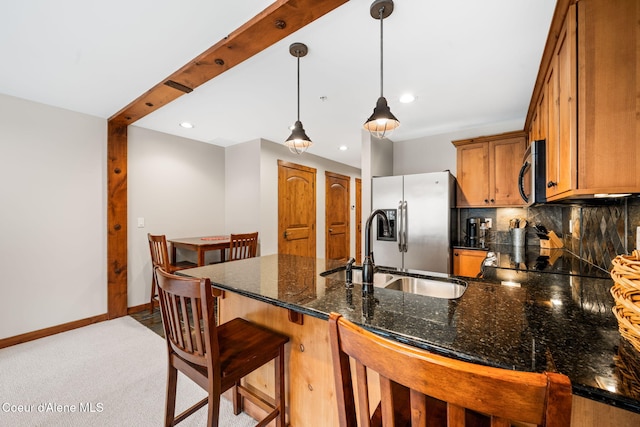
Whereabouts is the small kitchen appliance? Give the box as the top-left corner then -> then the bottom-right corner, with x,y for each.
466,217 -> 482,247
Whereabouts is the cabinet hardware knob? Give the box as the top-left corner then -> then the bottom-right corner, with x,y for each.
484,199 -> 489,204
454,252 -> 459,256
490,199 -> 495,203
299,344 -> 305,352
547,181 -> 557,188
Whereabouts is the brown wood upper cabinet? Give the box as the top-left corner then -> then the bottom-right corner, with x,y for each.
526,0 -> 640,201
452,131 -> 526,208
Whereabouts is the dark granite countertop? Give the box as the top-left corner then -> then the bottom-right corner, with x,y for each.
180,253 -> 640,414
455,243 -> 611,278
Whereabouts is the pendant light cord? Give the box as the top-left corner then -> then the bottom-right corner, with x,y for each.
296,51 -> 301,121
379,6 -> 384,98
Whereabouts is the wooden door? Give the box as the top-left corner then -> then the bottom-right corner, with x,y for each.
325,171 -> 350,263
490,135 -> 526,206
452,248 -> 487,278
455,142 -> 490,207
278,160 -> 316,258
355,178 -> 362,264
545,59 -> 560,198
556,7 -> 577,195
547,7 -> 576,199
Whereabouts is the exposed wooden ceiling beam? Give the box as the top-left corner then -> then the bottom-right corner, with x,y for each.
106,0 -> 349,319
109,0 -> 349,125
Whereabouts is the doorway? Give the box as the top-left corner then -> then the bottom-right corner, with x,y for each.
277,160 -> 317,258
325,171 -> 350,263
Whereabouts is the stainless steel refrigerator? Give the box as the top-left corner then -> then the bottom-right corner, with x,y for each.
372,171 -> 456,274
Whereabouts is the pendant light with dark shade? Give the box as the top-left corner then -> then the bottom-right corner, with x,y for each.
285,42 -> 313,154
364,0 -> 399,139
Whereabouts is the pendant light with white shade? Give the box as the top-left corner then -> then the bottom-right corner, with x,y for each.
284,42 -> 313,154
364,0 -> 399,139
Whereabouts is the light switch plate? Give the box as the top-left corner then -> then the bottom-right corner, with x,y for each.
137,217 -> 145,228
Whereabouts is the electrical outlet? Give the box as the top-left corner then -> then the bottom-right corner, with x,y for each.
484,218 -> 492,229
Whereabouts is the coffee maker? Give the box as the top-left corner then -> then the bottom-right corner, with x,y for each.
466,217 -> 482,247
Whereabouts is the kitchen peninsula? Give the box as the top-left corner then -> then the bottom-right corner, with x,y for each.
180,254 -> 640,426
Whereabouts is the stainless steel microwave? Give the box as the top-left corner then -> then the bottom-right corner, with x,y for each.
518,139 -> 546,206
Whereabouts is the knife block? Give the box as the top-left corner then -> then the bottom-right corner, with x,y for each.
540,231 -> 563,249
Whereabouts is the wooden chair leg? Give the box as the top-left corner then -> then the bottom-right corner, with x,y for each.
208,393 -> 221,427
233,381 -> 242,415
149,275 -> 157,315
165,365 -> 178,427
276,346 -> 285,427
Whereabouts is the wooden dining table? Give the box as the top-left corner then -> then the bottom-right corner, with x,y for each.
168,235 -> 230,266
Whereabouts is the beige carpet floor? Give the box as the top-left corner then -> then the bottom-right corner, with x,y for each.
0,316 -> 256,426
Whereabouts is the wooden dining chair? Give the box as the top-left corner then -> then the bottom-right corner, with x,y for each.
155,267 -> 289,427
328,312 -> 572,427
148,233 -> 197,314
228,232 -> 258,261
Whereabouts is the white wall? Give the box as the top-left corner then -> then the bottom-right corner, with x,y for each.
361,130 -> 394,252
225,140 -> 261,249
127,126 -> 226,307
0,94 -> 106,339
392,119 -> 524,176
0,91 -> 521,340
259,139 -> 361,258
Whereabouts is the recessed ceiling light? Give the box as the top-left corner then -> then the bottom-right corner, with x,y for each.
399,93 -> 415,103
180,122 -> 194,129
339,145 -> 348,151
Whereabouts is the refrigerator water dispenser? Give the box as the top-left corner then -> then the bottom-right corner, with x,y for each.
377,209 -> 397,241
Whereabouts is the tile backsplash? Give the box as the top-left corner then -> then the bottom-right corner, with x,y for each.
458,196 -> 640,270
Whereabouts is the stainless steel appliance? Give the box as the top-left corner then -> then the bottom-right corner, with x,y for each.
518,139 -> 546,205
466,217 -> 481,247
372,171 -> 456,273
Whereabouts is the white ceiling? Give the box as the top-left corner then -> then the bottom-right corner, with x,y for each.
0,0 -> 556,168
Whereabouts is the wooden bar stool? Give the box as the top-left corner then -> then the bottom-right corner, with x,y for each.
155,267 -> 289,427
148,233 -> 196,314
328,312 -> 572,427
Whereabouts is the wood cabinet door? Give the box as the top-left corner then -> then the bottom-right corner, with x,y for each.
325,171 -> 350,263
555,6 -> 577,196
578,0 -> 640,191
456,142 -> 489,207
546,48 -> 561,197
546,5 -> 576,199
278,160 -> 316,258
452,249 -> 487,278
490,136 -> 526,206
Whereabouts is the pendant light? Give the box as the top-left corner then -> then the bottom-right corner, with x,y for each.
364,0 -> 399,139
285,42 -> 313,154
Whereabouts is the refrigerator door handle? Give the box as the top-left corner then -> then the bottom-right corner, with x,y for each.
402,200 -> 408,252
397,200 -> 403,252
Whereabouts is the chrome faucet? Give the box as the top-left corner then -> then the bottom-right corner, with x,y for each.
362,209 -> 390,294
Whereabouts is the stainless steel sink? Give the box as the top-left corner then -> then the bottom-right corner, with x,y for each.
384,276 -> 467,299
321,269 -> 467,299
321,269 -> 394,287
